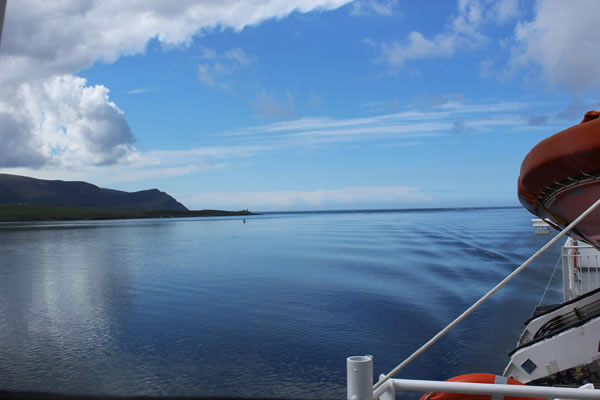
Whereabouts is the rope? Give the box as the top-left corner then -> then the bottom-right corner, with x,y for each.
373,197 -> 600,391
537,254 -> 561,307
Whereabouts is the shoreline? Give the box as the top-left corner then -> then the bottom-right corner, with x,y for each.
0,204 -> 255,222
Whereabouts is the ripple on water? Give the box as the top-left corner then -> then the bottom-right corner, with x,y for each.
0,208 -> 564,397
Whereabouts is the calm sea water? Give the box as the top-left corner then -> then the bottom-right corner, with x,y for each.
0,208 -> 563,399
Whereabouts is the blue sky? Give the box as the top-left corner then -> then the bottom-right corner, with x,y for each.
0,0 -> 598,211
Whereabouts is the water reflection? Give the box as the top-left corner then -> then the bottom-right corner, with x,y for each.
0,222 -> 138,393
0,211 -> 562,398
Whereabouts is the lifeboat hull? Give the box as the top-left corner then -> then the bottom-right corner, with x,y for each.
518,112 -> 600,249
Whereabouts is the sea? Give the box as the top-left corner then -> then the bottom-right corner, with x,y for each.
0,207 -> 564,399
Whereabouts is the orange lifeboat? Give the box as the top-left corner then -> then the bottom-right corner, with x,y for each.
419,373 -> 545,400
518,111 -> 600,248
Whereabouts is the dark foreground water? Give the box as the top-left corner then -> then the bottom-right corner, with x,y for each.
0,208 -> 563,399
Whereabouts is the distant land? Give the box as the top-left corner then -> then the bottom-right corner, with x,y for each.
0,174 -> 253,221
0,173 -> 188,211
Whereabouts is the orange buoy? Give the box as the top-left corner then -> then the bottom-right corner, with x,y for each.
419,373 -> 545,400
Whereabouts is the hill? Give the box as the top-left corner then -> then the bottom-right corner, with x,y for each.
0,174 -> 188,211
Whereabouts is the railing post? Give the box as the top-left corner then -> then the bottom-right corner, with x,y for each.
562,239 -> 574,302
378,374 -> 395,400
347,355 -> 373,400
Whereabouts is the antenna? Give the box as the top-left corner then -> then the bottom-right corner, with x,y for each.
0,0 -> 6,47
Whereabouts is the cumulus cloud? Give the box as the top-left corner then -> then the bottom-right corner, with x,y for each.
0,0 -> 351,169
508,0 -> 600,93
374,0 -> 482,68
1,1 -> 350,90
0,75 -> 135,168
373,0 -> 519,69
0,112 -> 46,167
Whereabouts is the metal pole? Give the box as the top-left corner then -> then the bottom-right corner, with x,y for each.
347,355 -> 373,400
562,242 -> 571,302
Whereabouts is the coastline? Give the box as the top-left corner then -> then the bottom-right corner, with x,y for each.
0,204 -> 255,222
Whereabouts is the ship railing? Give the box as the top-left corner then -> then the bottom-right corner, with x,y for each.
562,238 -> 600,302
348,355 -> 600,400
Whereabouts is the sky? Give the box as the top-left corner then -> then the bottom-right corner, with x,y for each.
0,0 -> 598,211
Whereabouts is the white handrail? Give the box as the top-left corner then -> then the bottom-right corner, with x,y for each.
387,378 -> 600,399
350,356 -> 600,400
373,197 -> 600,391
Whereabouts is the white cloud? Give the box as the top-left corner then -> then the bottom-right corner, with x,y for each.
224,100 -> 532,145
0,0 -> 351,168
350,0 -> 397,16
197,47 -> 257,88
0,143 -> 272,186
1,0 -> 351,89
508,0 -> 600,93
127,88 -> 154,95
0,98 -> 553,190
98,164 -> 227,185
373,0 -> 519,69
178,186 -> 432,210
200,47 -> 217,59
0,163 -> 226,188
146,145 -> 271,165
284,122 -> 447,144
437,100 -> 525,113
224,48 -> 256,66
377,31 -> 458,68
197,64 -> 220,87
0,75 -> 135,168
491,0 -> 520,24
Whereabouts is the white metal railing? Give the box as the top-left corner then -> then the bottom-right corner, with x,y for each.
348,356 -> 600,400
562,238 -> 600,302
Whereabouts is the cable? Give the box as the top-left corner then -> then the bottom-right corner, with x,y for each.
538,254 -> 562,306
